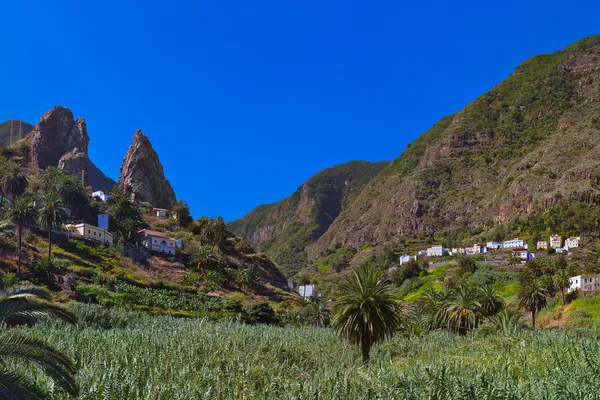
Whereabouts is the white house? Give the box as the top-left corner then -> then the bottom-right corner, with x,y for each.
550,235 -> 564,249
299,284 -> 315,299
153,208 -> 169,218
140,229 -> 180,255
569,274 -> 600,293
427,245 -> 445,257
92,191 -> 111,203
66,223 -> 113,245
486,242 -> 500,250
465,244 -> 483,255
565,236 -> 581,249
502,238 -> 524,249
399,255 -> 412,265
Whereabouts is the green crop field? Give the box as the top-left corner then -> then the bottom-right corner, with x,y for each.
19,305 -> 600,399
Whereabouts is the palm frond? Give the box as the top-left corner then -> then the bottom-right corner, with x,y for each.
0,332 -> 79,397
0,298 -> 76,324
0,368 -> 47,400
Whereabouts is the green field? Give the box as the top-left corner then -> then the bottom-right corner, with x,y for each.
21,305 -> 600,399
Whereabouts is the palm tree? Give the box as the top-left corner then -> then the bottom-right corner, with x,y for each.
4,198 -> 37,277
38,193 -> 66,258
477,285 -> 505,318
0,285 -> 78,398
0,161 -> 28,202
553,268 -> 570,304
303,299 -> 329,327
332,266 -> 401,364
444,284 -> 481,334
172,200 -> 192,227
518,278 -> 548,330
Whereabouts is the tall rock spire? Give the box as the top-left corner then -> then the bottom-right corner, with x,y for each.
118,129 -> 176,209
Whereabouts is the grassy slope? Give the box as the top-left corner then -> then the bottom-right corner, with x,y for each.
25,306 -> 600,399
229,160 -> 388,277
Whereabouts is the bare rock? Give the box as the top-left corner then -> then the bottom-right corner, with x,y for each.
118,129 -> 176,209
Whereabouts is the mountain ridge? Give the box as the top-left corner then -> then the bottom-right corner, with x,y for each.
228,160 -> 388,276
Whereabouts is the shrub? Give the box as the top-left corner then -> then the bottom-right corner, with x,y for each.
179,272 -> 200,286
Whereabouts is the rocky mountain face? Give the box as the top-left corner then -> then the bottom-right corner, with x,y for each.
118,129 -> 176,209
305,35 -> 600,259
228,161 -> 388,276
8,107 -> 116,192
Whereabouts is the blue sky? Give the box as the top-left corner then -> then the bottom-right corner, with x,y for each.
1,1 -> 598,221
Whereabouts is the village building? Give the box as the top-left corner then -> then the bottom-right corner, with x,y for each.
427,245 -> 445,257
153,208 -> 169,218
66,223 -> 113,245
140,229 -> 180,255
565,236 -> 581,249
512,248 -> 534,264
299,284 -> 315,299
486,242 -> 500,250
92,190 -> 111,203
451,248 -> 465,255
399,255 -> 416,265
550,235 -> 564,249
536,241 -> 549,250
569,274 -> 600,293
465,244 -> 484,255
502,238 -> 524,249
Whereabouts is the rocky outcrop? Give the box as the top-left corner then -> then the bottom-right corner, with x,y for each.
118,130 -> 176,209
29,107 -> 89,180
26,106 -> 116,190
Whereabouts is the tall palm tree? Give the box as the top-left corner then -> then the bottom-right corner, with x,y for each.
0,285 -> 78,398
332,266 -> 401,364
38,193 -> 66,258
172,200 -> 192,227
518,278 -> 548,330
553,268 -> 570,304
4,198 -> 37,277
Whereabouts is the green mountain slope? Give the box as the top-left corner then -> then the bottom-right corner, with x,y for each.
308,35 -> 600,258
0,120 -> 34,147
228,160 -> 388,276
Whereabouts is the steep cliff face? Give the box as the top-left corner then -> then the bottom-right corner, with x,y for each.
228,161 -> 388,276
307,35 -> 600,258
118,129 -> 176,209
17,107 -> 115,191
29,106 -> 89,180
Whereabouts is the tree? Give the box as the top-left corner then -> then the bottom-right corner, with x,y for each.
303,300 -> 329,327
518,278 -> 548,329
444,284 -> 481,334
172,200 -> 192,227
4,197 -> 37,277
0,160 -> 28,202
477,285 -> 505,318
0,285 -> 78,398
38,193 -> 66,258
107,189 -> 146,243
553,268 -> 570,304
332,265 -> 402,364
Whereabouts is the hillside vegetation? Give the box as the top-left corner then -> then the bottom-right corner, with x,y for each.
0,119 -> 34,148
228,161 -> 388,277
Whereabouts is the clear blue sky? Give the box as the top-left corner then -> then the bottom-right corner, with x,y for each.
1,1 -> 598,221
